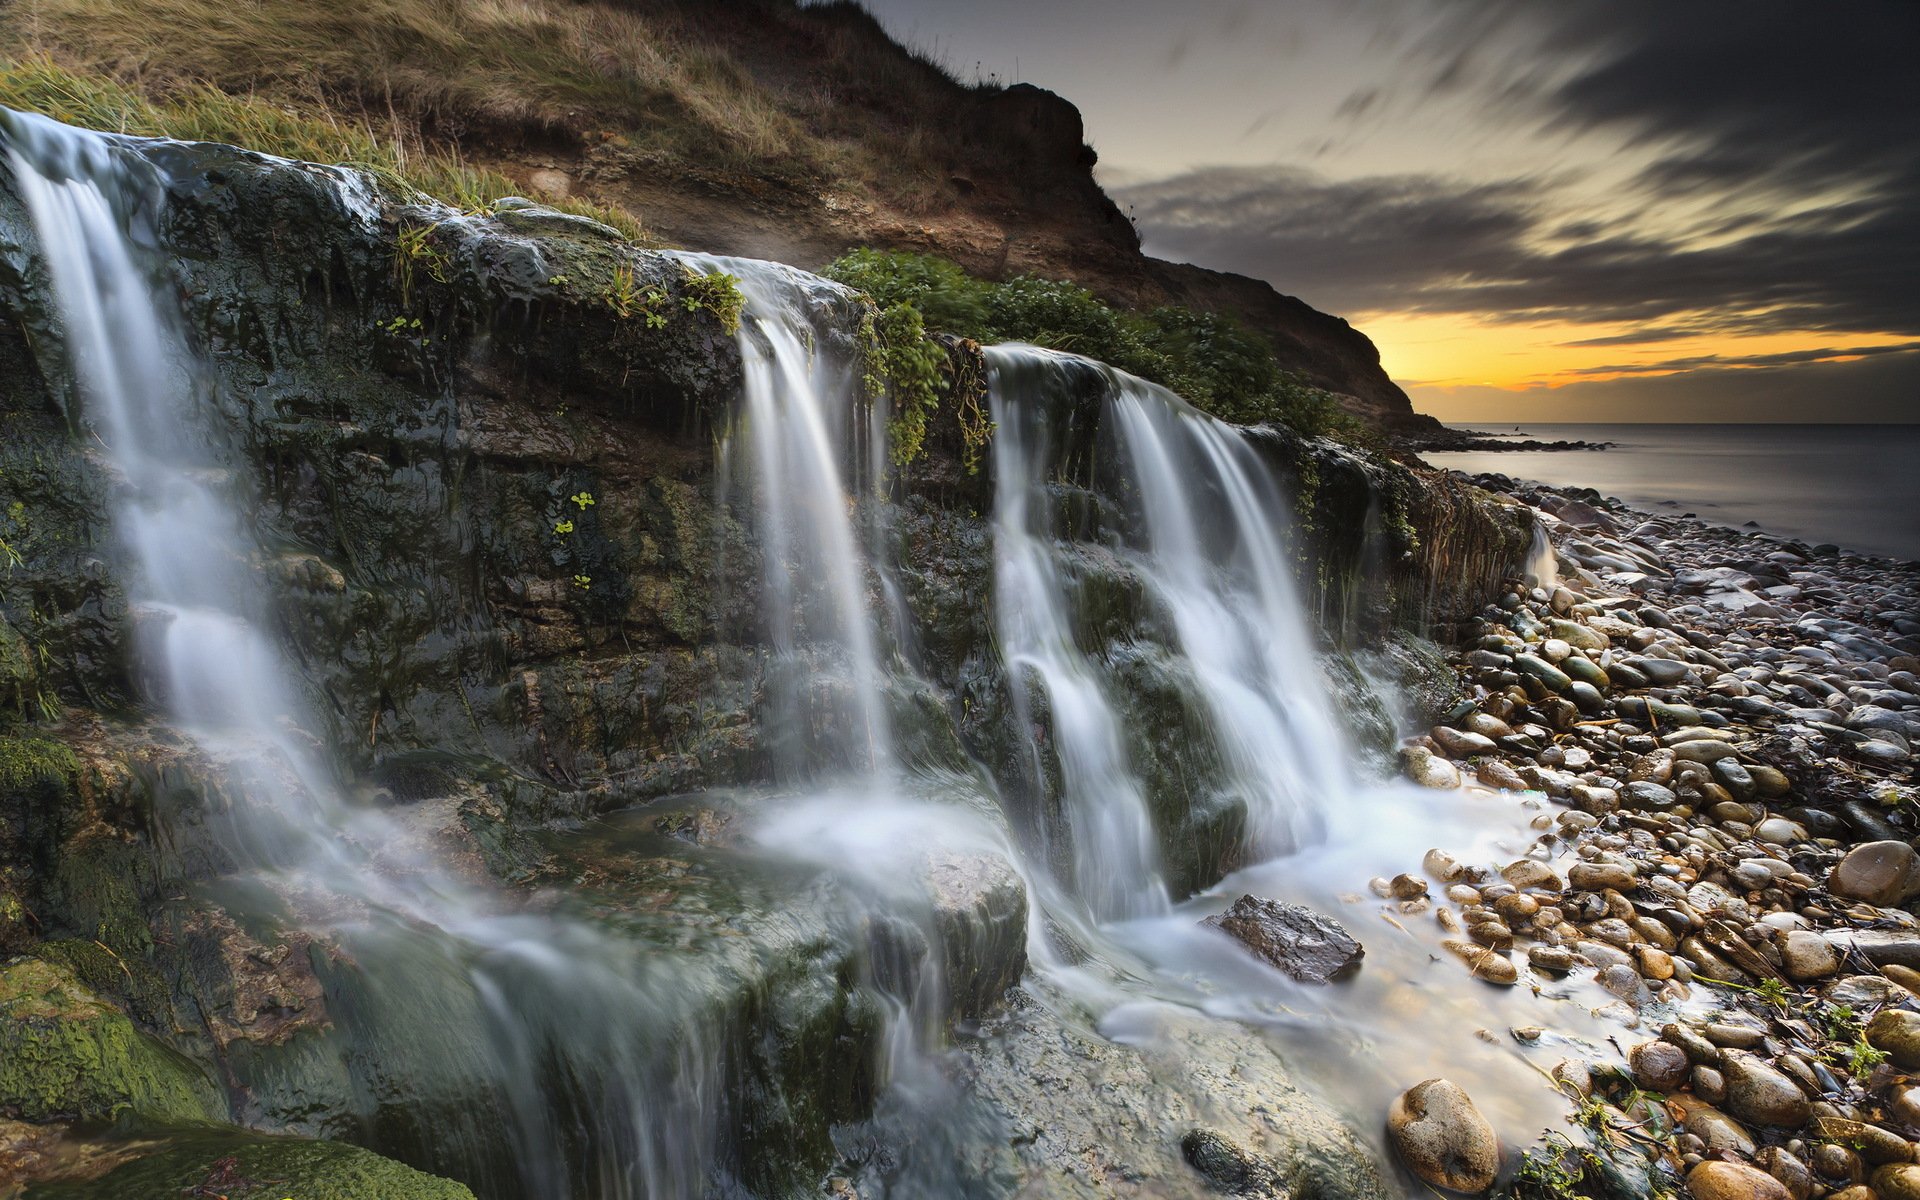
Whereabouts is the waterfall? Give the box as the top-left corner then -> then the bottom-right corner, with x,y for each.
4,114 -> 948,1200
986,346 -> 1349,918
681,253 -> 897,779
1524,519 -> 1560,590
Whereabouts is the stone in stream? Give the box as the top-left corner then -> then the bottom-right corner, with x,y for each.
1567,861 -> 1639,892
1829,840 -> 1920,907
1432,725 -> 1498,757
1778,930 -> 1840,981
1628,1039 -> 1689,1091
1620,780 -> 1679,810
1386,1078 -> 1500,1195
1179,1128 -> 1287,1198
1401,745 -> 1461,789
1202,895 -> 1364,984
1512,654 -> 1572,693
1875,1163 -> 1920,1200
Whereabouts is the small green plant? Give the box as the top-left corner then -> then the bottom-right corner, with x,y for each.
601,263 -> 670,326
854,302 -> 946,468
548,274 -> 572,287
374,314 -> 429,348
1697,974 -> 1792,1008
822,247 -> 1382,447
393,221 -> 452,308
1826,1034 -> 1889,1078
1509,1137 -> 1587,1200
569,491 -> 595,510
953,358 -> 995,475
680,268 -> 745,335
1570,1092 -> 1611,1131
572,574 -> 592,590
553,519 -> 575,535
1821,1003 -> 1861,1041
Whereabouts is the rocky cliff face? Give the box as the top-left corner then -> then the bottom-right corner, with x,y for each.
0,135 -> 1521,1195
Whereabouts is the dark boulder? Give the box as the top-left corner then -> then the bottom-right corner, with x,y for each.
1202,894 -> 1364,984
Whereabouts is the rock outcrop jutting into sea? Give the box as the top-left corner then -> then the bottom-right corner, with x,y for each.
0,115 -> 1537,1198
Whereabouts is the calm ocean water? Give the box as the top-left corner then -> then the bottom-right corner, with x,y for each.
1423,423 -> 1920,562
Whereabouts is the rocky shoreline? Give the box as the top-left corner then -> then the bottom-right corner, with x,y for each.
1399,431 -> 1617,453
1371,474 -> 1920,1198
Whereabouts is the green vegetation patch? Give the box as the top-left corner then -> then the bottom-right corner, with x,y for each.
0,957 -> 221,1123
26,1130 -> 479,1200
0,734 -> 74,795
824,248 -> 1379,446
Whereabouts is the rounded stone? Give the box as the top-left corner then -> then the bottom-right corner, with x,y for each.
1877,1163 -> 1920,1200
1688,1159 -> 1792,1200
1387,1078 -> 1500,1195
1568,861 -> 1639,892
1868,1008 -> 1920,1070
1829,840 -> 1920,907
1778,930 -> 1839,982
1721,1050 -> 1813,1128
1629,1040 -> 1689,1092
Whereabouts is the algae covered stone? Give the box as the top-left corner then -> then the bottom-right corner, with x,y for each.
25,1131 -> 479,1200
0,957 -> 221,1123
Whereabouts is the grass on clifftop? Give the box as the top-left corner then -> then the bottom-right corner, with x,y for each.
0,0 -> 998,218
0,57 -> 652,239
827,248 -> 1380,444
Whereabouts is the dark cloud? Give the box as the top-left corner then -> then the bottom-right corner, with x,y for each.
1567,343 -> 1920,378
1559,326 -> 1707,349
1116,166 -> 1548,317
1526,4 -> 1919,201
1110,1 -> 1920,421
1116,159 -> 1920,336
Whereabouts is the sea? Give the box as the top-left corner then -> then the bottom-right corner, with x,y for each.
1422,423 -> 1920,563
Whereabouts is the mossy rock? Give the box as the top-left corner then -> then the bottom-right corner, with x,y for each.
0,616 -> 37,725
0,957 -> 221,1123
0,735 -> 76,797
25,1131 -> 478,1200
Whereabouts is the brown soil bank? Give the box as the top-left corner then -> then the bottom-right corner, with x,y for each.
0,0 -> 1433,431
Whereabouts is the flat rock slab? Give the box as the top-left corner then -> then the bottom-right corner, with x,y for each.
1203,894 -> 1365,984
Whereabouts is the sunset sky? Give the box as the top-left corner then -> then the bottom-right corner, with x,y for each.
858,0 -> 1919,423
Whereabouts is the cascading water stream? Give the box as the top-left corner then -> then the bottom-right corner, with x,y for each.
1525,518 -> 1561,590
3,113 -> 951,1200
985,345 -> 1352,922
7,103 -> 737,1200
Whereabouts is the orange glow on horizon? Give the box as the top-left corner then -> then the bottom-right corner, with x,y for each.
1361,312 -> 1916,394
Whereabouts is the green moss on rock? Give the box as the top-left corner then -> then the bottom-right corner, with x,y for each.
0,735 -> 76,796
26,1130 -> 478,1200
0,957 -> 221,1123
